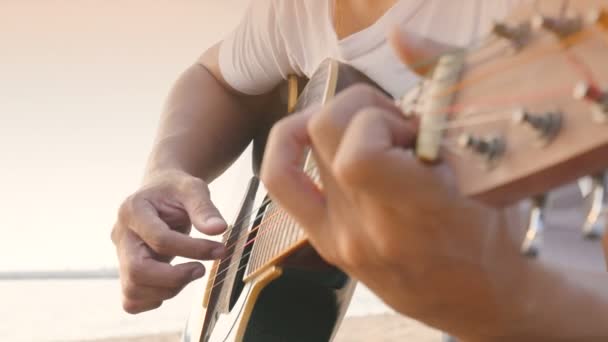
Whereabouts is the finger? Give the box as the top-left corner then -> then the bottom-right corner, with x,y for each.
128,203 -> 225,259
175,178 -> 227,236
333,108 -> 435,202
308,85 -> 403,167
122,298 -> 163,315
122,237 -> 207,289
261,108 -> 328,230
388,26 -> 456,76
122,281 -> 180,302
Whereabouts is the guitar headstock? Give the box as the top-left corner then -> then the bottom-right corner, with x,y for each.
406,0 -> 608,208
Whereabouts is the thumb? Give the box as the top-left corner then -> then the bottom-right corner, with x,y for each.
388,26 -> 457,76
178,182 -> 227,236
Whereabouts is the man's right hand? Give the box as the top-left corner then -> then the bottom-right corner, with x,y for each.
111,170 -> 227,314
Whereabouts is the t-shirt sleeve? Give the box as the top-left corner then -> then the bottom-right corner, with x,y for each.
218,0 -> 296,95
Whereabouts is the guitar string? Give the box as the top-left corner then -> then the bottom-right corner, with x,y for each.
432,26 -> 597,109
205,25 -> 605,289
213,24 -> 598,252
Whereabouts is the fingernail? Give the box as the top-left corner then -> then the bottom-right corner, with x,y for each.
211,246 -> 226,259
205,217 -> 226,228
191,266 -> 205,280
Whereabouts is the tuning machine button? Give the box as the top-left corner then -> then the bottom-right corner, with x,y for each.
531,15 -> 582,37
458,134 -> 505,169
513,109 -> 562,145
521,194 -> 548,258
587,8 -> 608,29
492,21 -> 530,48
582,172 -> 606,240
573,82 -> 608,123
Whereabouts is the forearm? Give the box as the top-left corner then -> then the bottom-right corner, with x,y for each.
393,205 -> 608,341
485,265 -> 608,342
455,252 -> 608,341
145,49 -> 270,183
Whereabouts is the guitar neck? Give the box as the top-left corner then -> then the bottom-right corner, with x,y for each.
244,59 -> 381,281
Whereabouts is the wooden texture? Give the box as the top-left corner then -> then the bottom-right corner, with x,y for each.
430,0 -> 608,205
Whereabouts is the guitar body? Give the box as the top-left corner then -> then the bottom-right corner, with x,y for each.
184,60 -> 384,342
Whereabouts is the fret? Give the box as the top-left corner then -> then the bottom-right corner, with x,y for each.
277,212 -> 288,256
250,220 -> 263,271
263,204 -> 277,266
269,211 -> 280,260
281,210 -> 293,249
274,211 -> 287,259
257,207 -> 271,272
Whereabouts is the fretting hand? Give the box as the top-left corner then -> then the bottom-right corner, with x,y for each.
260,29 -> 532,339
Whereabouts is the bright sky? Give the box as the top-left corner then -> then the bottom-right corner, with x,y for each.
0,0 -> 251,271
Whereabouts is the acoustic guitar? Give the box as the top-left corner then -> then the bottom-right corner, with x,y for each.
184,1 -> 608,341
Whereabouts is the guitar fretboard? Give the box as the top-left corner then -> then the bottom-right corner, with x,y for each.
245,156 -> 321,279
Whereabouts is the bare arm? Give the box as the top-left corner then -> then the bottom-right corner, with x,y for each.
482,265 -> 608,342
112,44 -> 279,314
146,44 -> 273,182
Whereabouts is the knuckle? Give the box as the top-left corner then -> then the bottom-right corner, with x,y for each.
269,117 -> 292,141
127,259 -> 147,284
177,175 -> 207,195
117,195 -> 135,224
147,230 -> 171,255
373,230 -> 404,262
260,159 -> 285,193
187,176 -> 207,192
260,167 -> 278,192
375,239 -> 401,261
333,155 -> 370,185
110,223 -> 122,245
336,236 -> 365,268
118,192 -> 147,225
123,282 -> 140,300
306,109 -> 328,137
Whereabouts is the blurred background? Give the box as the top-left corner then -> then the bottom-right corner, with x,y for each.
0,1 -> 394,341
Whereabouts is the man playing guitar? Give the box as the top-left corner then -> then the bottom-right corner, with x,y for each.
111,0 -> 608,340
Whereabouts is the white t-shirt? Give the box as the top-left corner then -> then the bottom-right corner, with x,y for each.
218,0 -> 521,99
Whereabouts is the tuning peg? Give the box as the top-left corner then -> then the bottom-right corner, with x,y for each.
512,108 -> 562,144
582,172 -> 606,240
579,176 -> 594,198
491,21 -> 529,47
573,82 -> 608,123
521,194 -> 548,258
458,134 -> 505,167
531,14 -> 582,36
587,8 -> 608,28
